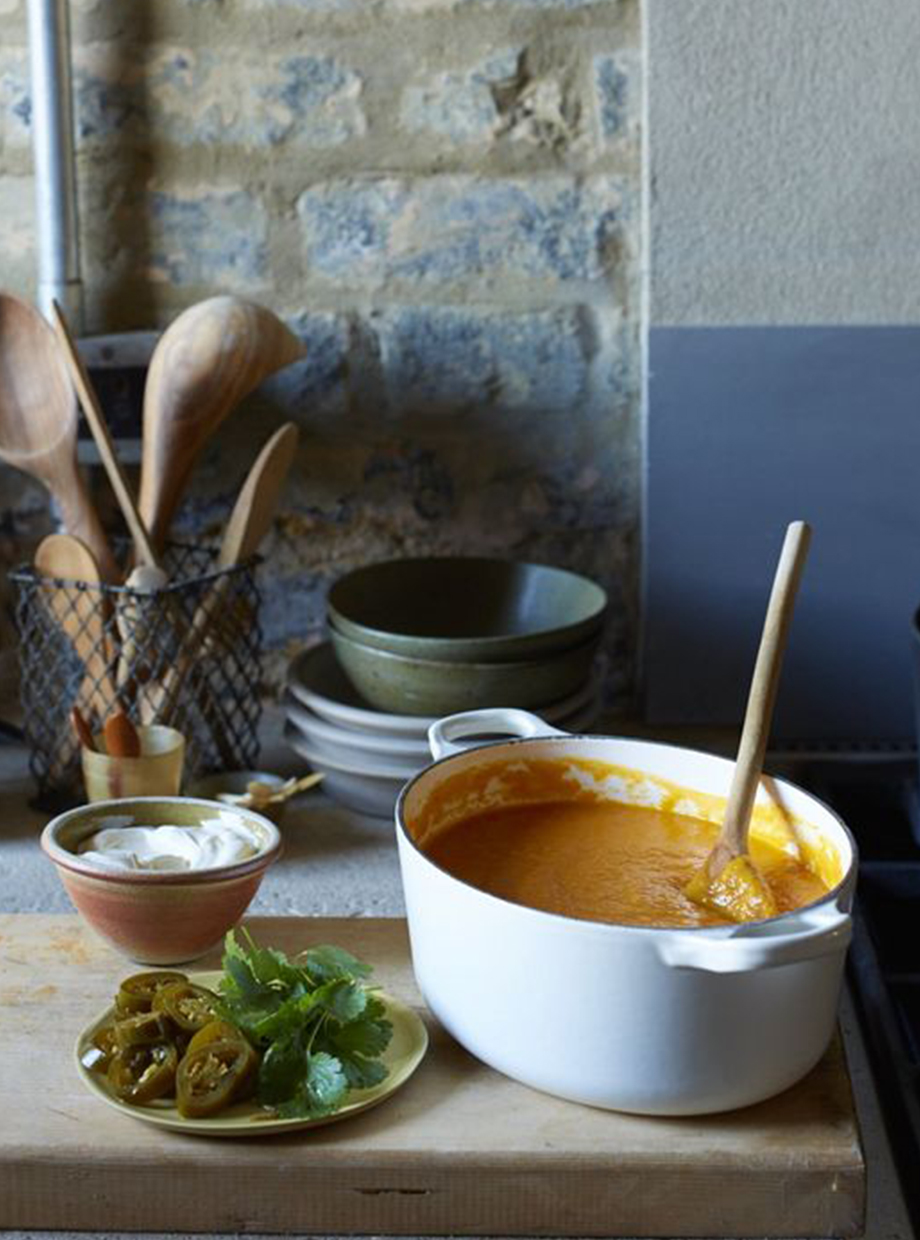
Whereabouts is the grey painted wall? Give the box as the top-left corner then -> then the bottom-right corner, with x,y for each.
647,0 -> 920,326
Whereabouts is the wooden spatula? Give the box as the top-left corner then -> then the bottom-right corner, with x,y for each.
684,520 -> 812,923
148,423 -> 300,750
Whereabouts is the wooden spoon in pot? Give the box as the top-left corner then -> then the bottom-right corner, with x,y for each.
138,296 -> 305,555
684,520 -> 812,923
0,295 -> 118,582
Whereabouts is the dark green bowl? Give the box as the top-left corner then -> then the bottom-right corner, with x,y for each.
327,557 -> 607,665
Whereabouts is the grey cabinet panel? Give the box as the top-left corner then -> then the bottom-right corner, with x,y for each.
644,327 -> 920,743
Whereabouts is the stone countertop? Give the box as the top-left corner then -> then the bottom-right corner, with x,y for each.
0,709 -> 914,1240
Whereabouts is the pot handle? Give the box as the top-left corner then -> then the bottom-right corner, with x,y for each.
654,907 -> 852,973
428,708 -> 566,760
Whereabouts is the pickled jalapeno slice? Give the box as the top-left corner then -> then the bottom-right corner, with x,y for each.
175,1038 -> 258,1118
152,981 -> 218,1033
115,971 -> 188,1015
107,1042 -> 179,1104
113,1010 -> 173,1051
186,1020 -> 251,1057
81,1023 -> 118,1073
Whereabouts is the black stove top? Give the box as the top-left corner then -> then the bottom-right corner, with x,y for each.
800,760 -> 920,1235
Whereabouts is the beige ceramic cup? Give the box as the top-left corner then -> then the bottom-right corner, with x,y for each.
82,725 -> 186,802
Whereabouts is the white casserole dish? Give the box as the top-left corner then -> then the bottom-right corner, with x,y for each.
394,708 -> 856,1116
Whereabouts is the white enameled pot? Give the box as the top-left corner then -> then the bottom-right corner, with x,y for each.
394,709 -> 857,1116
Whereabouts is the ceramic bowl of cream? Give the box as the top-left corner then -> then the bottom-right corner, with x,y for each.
395,709 -> 856,1116
41,797 -> 282,964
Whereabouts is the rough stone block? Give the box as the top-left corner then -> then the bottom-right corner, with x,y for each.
68,45 -> 365,147
400,48 -> 519,144
147,188 -> 269,285
0,51 -> 29,149
593,51 -> 639,143
376,305 -> 591,413
259,311 -> 351,416
298,176 -> 625,286
147,48 -> 365,147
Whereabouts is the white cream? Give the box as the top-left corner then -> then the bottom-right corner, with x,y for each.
77,812 -> 263,872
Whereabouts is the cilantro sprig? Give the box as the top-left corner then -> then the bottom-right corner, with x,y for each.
217,929 -> 393,1118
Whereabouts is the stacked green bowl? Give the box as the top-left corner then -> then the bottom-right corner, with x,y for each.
326,557 -> 607,717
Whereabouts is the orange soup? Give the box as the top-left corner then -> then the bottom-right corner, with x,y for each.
423,800 -> 831,928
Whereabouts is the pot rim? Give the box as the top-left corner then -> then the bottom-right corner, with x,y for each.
394,731 -> 858,938
41,796 -> 283,886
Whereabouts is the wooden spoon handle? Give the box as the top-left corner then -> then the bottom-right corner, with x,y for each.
720,521 -> 812,855
50,300 -> 160,570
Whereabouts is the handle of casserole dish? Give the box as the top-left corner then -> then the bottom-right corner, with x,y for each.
428,708 -> 566,760
655,907 -> 852,973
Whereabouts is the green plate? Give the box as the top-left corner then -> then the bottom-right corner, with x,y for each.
75,971 -> 429,1136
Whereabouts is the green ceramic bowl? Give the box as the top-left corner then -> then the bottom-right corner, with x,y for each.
329,623 -> 600,717
327,557 -> 607,665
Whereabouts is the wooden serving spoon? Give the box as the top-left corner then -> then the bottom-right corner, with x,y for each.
151,423 -> 300,733
138,296 -> 305,554
0,294 -> 118,582
684,520 -> 812,923
34,533 -> 117,721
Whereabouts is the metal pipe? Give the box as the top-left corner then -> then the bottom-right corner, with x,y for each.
27,0 -> 83,329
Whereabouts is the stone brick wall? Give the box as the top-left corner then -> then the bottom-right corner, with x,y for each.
0,0 -> 641,710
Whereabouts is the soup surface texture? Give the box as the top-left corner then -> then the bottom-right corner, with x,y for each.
423,800 -> 830,927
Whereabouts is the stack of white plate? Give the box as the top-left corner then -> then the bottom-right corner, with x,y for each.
284,641 -> 601,818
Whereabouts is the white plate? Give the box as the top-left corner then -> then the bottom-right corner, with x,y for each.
283,724 -> 413,818
284,695 -> 432,763
76,972 -> 428,1136
286,642 -> 601,740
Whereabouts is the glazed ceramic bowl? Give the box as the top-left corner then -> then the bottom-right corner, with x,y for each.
396,709 -> 856,1116
41,797 -> 282,964
328,556 -> 607,663
286,641 -> 599,736
330,623 -> 599,717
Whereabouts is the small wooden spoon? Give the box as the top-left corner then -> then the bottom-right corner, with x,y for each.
138,296 -> 305,554
0,294 -> 118,582
684,521 -> 812,923
35,533 -> 117,721
103,710 -> 142,758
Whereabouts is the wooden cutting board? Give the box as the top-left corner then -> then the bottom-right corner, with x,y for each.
0,914 -> 865,1237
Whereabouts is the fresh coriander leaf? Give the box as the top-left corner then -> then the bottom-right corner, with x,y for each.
258,1032 -> 307,1106
313,978 -> 368,1024
303,945 -> 373,983
326,1012 -> 393,1058
305,1051 -> 348,1109
334,1051 -> 389,1091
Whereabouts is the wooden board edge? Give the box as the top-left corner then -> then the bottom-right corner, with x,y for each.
1,1160 -> 867,1237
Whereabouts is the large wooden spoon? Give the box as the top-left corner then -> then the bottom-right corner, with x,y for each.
0,294 -> 118,582
34,533 -> 117,721
684,520 -> 812,923
138,296 -> 305,554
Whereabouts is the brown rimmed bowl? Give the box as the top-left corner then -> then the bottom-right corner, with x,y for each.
40,797 -> 282,964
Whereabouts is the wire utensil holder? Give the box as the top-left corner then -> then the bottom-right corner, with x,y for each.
9,543 -> 262,804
